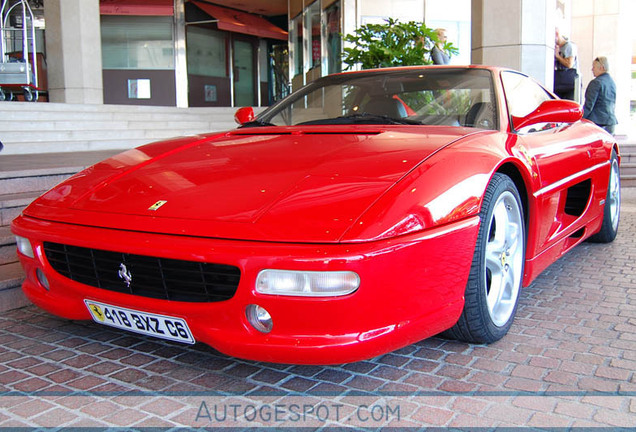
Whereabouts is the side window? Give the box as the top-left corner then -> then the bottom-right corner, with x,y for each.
501,72 -> 552,118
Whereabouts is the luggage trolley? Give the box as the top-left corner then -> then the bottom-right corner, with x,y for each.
0,0 -> 40,101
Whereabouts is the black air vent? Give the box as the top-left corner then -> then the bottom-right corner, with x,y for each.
565,179 -> 592,216
43,242 -> 240,303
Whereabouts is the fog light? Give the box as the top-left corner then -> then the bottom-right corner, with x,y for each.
36,268 -> 50,290
246,304 -> 273,333
256,270 -> 360,297
15,236 -> 34,259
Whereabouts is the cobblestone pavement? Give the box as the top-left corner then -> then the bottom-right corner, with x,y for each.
1,191 -> 635,430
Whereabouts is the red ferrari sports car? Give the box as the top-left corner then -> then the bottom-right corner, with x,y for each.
12,66 -> 620,364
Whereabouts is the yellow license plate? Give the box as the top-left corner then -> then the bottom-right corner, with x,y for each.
84,300 -> 195,344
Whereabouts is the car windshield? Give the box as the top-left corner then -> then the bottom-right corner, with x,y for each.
248,68 -> 497,129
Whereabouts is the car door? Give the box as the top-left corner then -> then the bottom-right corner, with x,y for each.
501,71 -> 603,188
501,71 -> 605,255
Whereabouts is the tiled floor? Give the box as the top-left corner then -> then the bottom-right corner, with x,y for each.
1,191 -> 635,429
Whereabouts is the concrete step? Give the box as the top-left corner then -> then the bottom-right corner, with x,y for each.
621,175 -> 636,188
4,131 -> 225,154
0,102 -> 242,155
0,191 -> 44,226
1,122 -> 220,140
0,150 -> 120,194
0,262 -> 28,313
0,243 -> 17,268
622,155 -> 636,164
0,226 -> 18,266
620,163 -> 636,178
620,153 -> 636,164
0,101 -> 240,118
0,225 -> 14,245
0,151 -> 121,228
0,111 -> 236,124
0,225 -> 17,266
0,172 -> 73,196
0,194 -> 33,312
0,118 -> 227,131
619,142 -> 636,159
3,138 -> 150,154
0,195 -> 31,312
0,149 -> 125,312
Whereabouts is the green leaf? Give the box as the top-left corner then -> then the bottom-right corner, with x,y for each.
342,18 -> 457,70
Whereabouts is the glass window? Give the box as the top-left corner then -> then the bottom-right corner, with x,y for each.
324,1 -> 342,75
424,0 -> 471,65
501,71 -> 553,118
306,1 -> 321,70
101,15 -> 174,70
290,15 -> 304,78
186,27 -> 226,77
256,68 -> 496,129
233,39 -> 255,106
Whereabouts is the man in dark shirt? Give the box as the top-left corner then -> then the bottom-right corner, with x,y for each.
583,56 -> 617,134
554,29 -> 579,101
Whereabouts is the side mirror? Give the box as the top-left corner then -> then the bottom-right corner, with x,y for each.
234,107 -> 255,125
512,99 -> 582,131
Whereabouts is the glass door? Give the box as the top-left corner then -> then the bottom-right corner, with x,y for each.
233,39 -> 255,106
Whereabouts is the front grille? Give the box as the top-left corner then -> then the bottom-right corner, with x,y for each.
43,242 -> 240,303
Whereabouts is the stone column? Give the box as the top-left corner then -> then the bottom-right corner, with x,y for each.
173,0 -> 188,108
471,0 -> 556,87
43,0 -> 103,104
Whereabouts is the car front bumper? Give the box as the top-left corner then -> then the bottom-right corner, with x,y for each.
12,214 -> 479,364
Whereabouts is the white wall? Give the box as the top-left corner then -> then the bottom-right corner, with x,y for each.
358,0 -> 425,24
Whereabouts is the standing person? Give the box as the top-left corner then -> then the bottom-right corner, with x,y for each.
583,56 -> 617,134
431,28 -> 450,65
554,29 -> 579,100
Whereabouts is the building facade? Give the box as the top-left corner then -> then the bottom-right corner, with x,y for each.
2,0 -> 290,107
1,0 -> 634,135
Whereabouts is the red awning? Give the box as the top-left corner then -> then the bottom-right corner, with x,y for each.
100,0 -> 174,16
191,1 -> 288,41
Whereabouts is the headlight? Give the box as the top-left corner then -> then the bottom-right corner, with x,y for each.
256,270 -> 360,297
15,236 -> 34,258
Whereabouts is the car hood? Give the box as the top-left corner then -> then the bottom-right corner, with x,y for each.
27,126 -> 474,242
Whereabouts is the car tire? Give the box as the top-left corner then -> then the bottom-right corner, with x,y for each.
444,173 -> 525,344
588,149 -> 620,243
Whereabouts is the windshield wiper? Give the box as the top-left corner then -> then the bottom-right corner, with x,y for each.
334,113 -> 423,125
296,113 -> 422,126
239,119 -> 276,128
